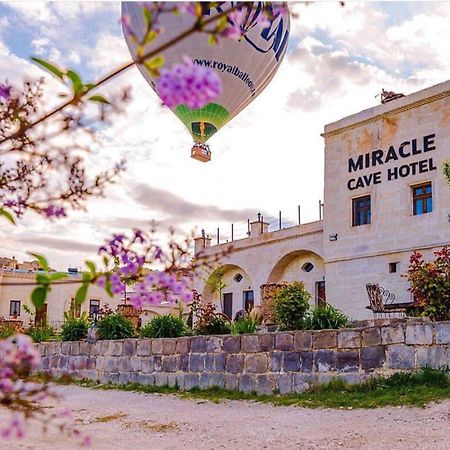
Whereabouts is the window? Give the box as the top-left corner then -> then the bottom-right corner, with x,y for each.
389,262 -> 398,273
243,290 -> 254,312
352,195 -> 371,226
233,273 -> 243,283
89,299 -> 100,318
302,262 -> 314,273
412,182 -> 432,215
9,300 -> 21,317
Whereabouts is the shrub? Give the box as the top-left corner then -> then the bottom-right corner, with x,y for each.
61,311 -> 90,341
273,282 -> 311,331
97,313 -> 135,340
407,246 -> 450,321
0,324 -> 16,339
231,317 -> 258,335
195,315 -> 230,335
193,301 -> 231,335
303,304 -> 350,330
26,322 -> 56,342
140,314 -> 186,338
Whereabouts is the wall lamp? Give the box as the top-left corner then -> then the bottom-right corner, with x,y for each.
329,233 -> 338,241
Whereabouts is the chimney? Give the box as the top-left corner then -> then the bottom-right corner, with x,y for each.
249,213 -> 269,237
194,229 -> 212,255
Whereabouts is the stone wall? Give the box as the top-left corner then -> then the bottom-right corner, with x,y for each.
37,319 -> 450,395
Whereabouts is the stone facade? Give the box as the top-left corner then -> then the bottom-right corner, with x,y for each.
38,319 -> 450,395
192,79 -> 450,319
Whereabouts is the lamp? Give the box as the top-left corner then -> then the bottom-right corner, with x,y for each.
329,233 -> 338,241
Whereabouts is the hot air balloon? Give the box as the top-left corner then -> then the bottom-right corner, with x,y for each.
122,2 -> 290,162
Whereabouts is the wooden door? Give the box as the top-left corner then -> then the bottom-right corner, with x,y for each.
223,293 -> 233,319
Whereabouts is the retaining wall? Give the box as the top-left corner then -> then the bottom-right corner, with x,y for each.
37,319 -> 450,394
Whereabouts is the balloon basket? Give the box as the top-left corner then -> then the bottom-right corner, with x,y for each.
191,143 -> 211,162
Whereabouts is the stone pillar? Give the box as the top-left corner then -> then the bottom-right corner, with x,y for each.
117,304 -> 142,330
194,231 -> 212,255
260,282 -> 287,325
249,213 -> 269,237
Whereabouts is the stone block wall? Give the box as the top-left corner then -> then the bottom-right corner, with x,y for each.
37,319 -> 450,395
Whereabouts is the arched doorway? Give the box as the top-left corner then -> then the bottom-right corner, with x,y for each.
203,264 -> 253,319
267,250 -> 325,306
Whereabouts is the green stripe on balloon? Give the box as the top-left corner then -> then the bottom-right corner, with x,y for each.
175,103 -> 230,143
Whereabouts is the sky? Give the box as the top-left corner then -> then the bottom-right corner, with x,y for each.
1,1 -> 450,270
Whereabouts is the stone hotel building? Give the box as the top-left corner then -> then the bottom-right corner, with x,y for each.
193,80 -> 450,319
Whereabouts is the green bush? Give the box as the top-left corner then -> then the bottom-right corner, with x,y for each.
26,322 -> 56,342
140,314 -> 186,338
231,317 -> 258,335
303,304 -> 350,330
0,324 -> 16,339
61,312 -> 90,341
97,313 -> 135,340
195,315 -> 230,335
273,282 -> 311,331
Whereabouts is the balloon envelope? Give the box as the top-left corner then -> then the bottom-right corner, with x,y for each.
122,2 -> 290,145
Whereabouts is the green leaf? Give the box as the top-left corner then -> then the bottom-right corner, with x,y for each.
144,55 -> 165,77
144,30 -> 157,45
31,57 -> 64,80
36,273 -> 49,285
103,256 -> 109,268
82,271 -> 91,282
148,55 -> 165,68
75,283 -> 89,304
31,286 -> 48,310
208,34 -> 217,46
66,70 -> 84,95
29,253 -> 50,272
143,7 -> 152,26
105,280 -> 113,298
48,272 -> 68,281
85,260 -> 96,274
0,208 -> 16,224
88,95 -> 110,104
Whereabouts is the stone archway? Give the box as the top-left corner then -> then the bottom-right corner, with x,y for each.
267,250 -> 325,306
202,264 -> 253,319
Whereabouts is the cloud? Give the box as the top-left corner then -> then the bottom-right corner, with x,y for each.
17,236 -> 99,254
2,2 -> 450,269
128,182 -> 259,223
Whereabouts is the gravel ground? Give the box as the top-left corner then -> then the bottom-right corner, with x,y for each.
1,384 -> 450,449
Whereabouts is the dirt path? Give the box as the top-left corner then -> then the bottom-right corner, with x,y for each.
2,385 -> 450,449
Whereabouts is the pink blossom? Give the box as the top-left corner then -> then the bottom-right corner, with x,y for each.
0,84 -> 12,100
96,276 -> 106,288
157,57 -> 222,109
44,204 -> 66,218
120,15 -> 133,37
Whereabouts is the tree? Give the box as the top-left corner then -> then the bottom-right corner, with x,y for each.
206,268 -> 228,312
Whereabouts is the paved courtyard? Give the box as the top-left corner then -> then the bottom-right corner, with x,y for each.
1,385 -> 450,449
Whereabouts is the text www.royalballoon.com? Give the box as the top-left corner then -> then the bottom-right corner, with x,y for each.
193,59 -> 256,95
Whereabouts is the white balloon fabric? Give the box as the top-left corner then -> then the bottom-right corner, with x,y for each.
122,2 -> 290,146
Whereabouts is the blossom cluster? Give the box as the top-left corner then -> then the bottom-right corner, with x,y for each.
44,204 -> 67,219
0,334 -> 42,439
157,57 -> 222,109
0,84 -> 12,101
129,271 -> 194,309
97,229 -> 195,309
